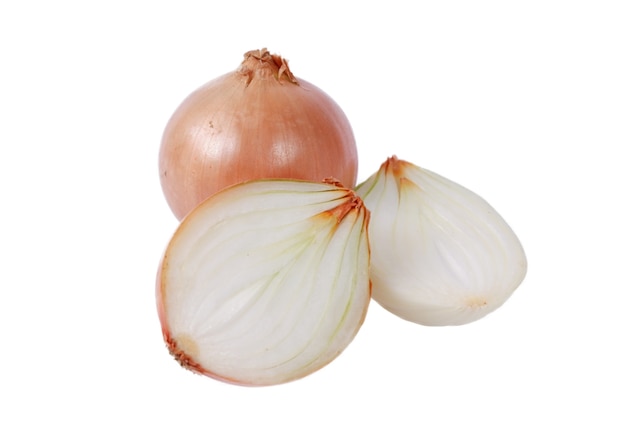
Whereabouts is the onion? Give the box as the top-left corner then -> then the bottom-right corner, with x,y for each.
156,179 -> 371,386
159,48 -> 358,220
356,156 -> 527,326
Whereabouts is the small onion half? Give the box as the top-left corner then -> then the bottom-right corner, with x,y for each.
356,156 -> 527,326
156,179 -> 371,386
159,48 -> 358,220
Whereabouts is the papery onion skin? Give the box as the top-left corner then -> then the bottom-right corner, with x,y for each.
156,179 -> 371,386
356,156 -> 527,326
159,48 -> 358,220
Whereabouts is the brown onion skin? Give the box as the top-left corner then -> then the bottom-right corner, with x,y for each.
159,49 -> 358,220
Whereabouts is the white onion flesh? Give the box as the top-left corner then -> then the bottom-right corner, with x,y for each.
156,179 -> 371,386
356,156 -> 527,326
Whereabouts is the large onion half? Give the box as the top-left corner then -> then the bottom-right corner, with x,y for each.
159,49 -> 358,220
156,179 -> 371,386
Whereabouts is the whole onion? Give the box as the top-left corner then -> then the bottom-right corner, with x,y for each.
159,48 -> 358,220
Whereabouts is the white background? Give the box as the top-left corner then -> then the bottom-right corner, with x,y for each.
2,1 -> 625,430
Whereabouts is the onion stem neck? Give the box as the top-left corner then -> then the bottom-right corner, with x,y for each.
239,48 -> 298,85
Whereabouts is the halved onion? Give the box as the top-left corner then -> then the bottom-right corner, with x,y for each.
156,179 -> 371,386
356,156 -> 527,326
